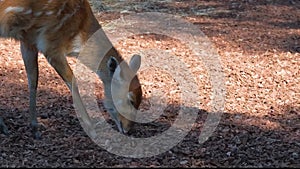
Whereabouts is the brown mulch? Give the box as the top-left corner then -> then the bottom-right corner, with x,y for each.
0,0 -> 299,167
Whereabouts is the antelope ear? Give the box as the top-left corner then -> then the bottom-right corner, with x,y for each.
129,54 -> 141,73
112,54 -> 141,82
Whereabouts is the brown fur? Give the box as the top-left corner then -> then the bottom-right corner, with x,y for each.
0,0 -> 142,137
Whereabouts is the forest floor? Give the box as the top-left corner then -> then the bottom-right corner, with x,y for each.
0,0 -> 299,167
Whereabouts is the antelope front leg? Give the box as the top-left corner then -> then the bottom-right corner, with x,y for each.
45,52 -> 95,138
20,42 -> 41,139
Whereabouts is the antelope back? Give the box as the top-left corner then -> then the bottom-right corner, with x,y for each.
0,0 -> 100,55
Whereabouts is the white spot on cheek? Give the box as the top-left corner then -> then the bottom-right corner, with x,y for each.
4,6 -> 25,14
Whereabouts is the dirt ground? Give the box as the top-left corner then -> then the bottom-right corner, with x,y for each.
0,0 -> 299,167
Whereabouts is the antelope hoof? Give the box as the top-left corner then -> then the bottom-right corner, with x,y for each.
31,122 -> 42,140
33,131 -> 42,140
